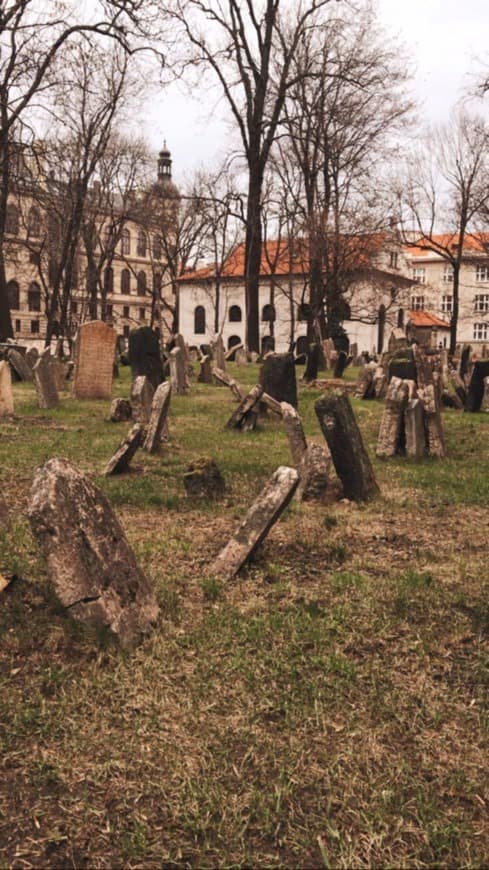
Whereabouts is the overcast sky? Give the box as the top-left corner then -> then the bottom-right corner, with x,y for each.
142,0 -> 489,183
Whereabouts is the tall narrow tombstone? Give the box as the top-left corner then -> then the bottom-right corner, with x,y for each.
260,353 -> 297,408
28,458 -> 159,647
33,348 -> 59,409
73,321 -> 117,400
413,344 -> 445,457
209,466 -> 299,579
376,377 -> 409,458
303,343 -> 320,383
198,355 -> 213,383
322,338 -> 335,369
235,347 -> 248,366
315,390 -> 379,502
130,375 -> 155,424
128,326 -> 164,390
212,335 -> 226,370
280,402 -> 308,465
0,361 -> 14,416
169,346 -> 188,395
465,360 -> 489,412
355,362 -> 376,399
405,399 -> 426,459
8,349 -> 33,382
481,376 -> 489,412
297,443 -> 331,502
52,358 -> 68,392
143,382 -> 172,453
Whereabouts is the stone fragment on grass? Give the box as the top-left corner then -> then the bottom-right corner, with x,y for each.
33,348 -> 59,410
183,458 -> 225,498
110,398 -> 132,422
28,457 -> 159,646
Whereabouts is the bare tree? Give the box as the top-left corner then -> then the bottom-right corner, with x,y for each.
397,110 -> 489,355
169,0 -> 336,353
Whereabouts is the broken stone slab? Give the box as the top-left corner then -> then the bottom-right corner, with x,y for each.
103,423 -> 145,475
183,458 -> 225,499
8,348 -> 33,382
315,390 -> 379,502
110,398 -> 133,422
260,392 -> 283,417
280,402 -> 308,465
143,381 -> 172,453
405,398 -> 426,459
376,376 -> 409,458
225,342 -> 243,361
169,347 -> 188,395
33,348 -> 59,410
210,466 -> 299,579
296,443 -> 331,502
212,367 -> 245,401
130,375 -> 155,424
28,457 -> 159,647
197,355 -> 213,383
0,360 -> 14,416
225,383 -> 263,430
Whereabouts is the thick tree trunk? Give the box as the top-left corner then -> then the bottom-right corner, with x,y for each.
244,171 -> 263,354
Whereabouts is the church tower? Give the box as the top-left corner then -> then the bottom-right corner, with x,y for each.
157,141 -> 172,183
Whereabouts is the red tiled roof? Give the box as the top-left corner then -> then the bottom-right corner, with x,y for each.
404,232 -> 489,258
408,310 -> 450,328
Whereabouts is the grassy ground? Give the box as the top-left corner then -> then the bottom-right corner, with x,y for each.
0,362 -> 488,869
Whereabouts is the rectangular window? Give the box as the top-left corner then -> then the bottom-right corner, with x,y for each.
106,304 -> 113,319
29,252 -> 40,266
123,305 -> 130,318
139,307 -> 146,320
475,265 -> 489,282
123,324 -> 130,338
15,319 -> 21,333
410,295 -> 425,311
473,322 -> 488,340
443,265 -> 454,283
412,267 -> 426,284
441,295 -> 453,314
474,294 -> 489,312
30,320 -> 40,334
389,251 -> 398,269
71,302 -> 78,315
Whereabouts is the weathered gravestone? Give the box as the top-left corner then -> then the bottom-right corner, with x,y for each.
226,384 -> 263,431
212,367 -> 245,401
128,326 -> 164,390
28,457 -> 159,647
130,375 -> 154,424
8,348 -> 33,382
52,358 -> 68,392
25,347 -> 39,371
211,335 -> 226,370
0,361 -> 14,416
315,390 -> 379,502
303,343 -> 320,383
169,347 -> 188,395
110,398 -> 132,422
143,381 -> 172,453
183,458 -> 225,499
481,377 -> 489,412
355,362 -> 377,399
333,350 -> 349,378
33,348 -> 59,410
413,344 -> 445,458
297,443 -> 331,502
198,355 -> 213,383
465,361 -> 489,412
388,328 -> 408,353
103,423 -> 145,475
376,376 -> 409,458
260,353 -> 297,408
235,347 -> 248,366
405,399 -> 426,459
460,344 -> 472,382
210,466 -> 300,579
73,321 -> 117,400
388,347 -> 417,383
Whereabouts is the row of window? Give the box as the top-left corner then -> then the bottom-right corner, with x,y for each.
414,265 -> 489,283
412,293 -> 489,314
5,204 -> 41,237
193,302 -> 315,334
103,267 -> 158,295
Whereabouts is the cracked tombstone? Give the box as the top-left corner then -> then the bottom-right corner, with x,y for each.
103,424 -> 145,475
8,349 -> 33,382
225,384 -> 263,431
376,377 -> 409,458
315,390 -> 379,502
210,466 -> 299,579
33,348 -> 59,410
28,457 -> 159,647
0,361 -> 14,416
73,321 -> 117,400
130,375 -> 155,424
143,382 -> 172,453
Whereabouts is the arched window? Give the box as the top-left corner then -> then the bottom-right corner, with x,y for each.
27,282 -> 41,312
298,302 -> 312,321
121,228 -> 131,256
261,335 -> 275,354
7,280 -> 19,310
229,305 -> 242,322
27,206 -> 41,238
296,336 -> 309,356
397,308 -> 404,328
194,305 -> 206,334
262,303 -> 276,322
6,203 -> 19,235
104,266 -> 114,294
137,232 -> 147,257
137,271 -> 147,294
121,268 -> 130,294
152,235 -> 162,260
103,225 -> 113,249
377,303 -> 386,354
228,334 -> 241,350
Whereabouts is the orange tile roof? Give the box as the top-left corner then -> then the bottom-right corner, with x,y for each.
404,232 -> 489,258
408,310 -> 450,328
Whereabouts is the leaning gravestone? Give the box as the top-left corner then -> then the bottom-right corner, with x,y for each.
8,348 -> 33,382
73,321 -> 117,400
103,423 -> 145,475
28,457 -> 159,647
130,375 -> 155,424
197,355 -> 213,383
143,382 -> 172,453
128,327 -> 164,390
25,347 -> 39,371
33,348 -> 59,410
210,466 -> 299,579
260,352 -> 297,408
0,361 -> 14,416
465,361 -> 489,412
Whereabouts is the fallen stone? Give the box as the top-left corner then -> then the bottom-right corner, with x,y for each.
183,458 -> 225,499
103,423 -> 145,475
8,348 -> 33,382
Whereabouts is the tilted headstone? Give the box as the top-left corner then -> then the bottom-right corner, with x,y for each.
8,348 -> 33,382
297,443 -> 331,502
315,390 -> 379,502
28,457 -> 159,647
25,347 -> 39,371
103,423 -> 145,475
225,384 -> 263,431
259,353 -> 297,408
376,376 -> 409,458
212,367 -> 245,401
169,346 -> 188,395
465,361 -> 489,412
460,344 -> 472,382
143,381 -> 172,453
413,344 -> 445,458
0,361 -> 14,416
130,375 -> 155,424
128,326 -> 164,390
355,362 -> 377,399
280,402 -> 308,465
209,466 -> 299,579
225,342 -> 243,362
333,350 -> 349,378
33,348 -> 59,410
73,321 -> 117,400
110,398 -> 132,422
